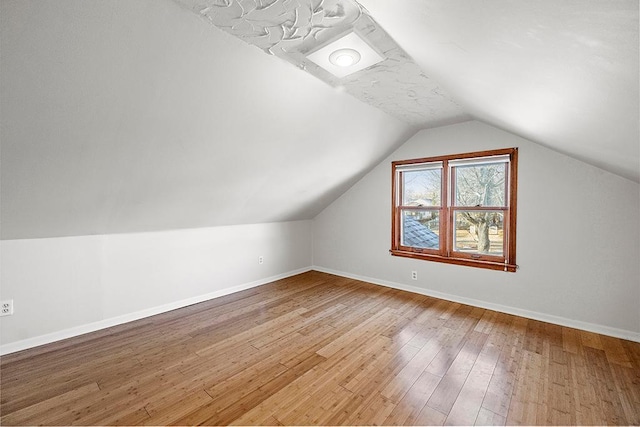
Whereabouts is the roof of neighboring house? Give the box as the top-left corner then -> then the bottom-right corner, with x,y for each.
402,216 -> 439,249
406,199 -> 433,207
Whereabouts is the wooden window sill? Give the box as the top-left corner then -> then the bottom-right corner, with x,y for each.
390,249 -> 517,272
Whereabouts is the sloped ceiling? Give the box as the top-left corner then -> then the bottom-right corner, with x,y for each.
174,0 -> 470,127
0,0 -> 416,239
178,0 -> 639,182
1,0 -> 638,240
358,0 -> 639,182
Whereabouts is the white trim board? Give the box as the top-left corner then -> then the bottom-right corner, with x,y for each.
312,266 -> 640,343
0,267 -> 312,355
3,265 -> 636,355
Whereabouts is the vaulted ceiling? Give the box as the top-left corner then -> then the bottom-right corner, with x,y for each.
359,0 -> 639,182
173,0 -> 470,128
1,0 -> 638,240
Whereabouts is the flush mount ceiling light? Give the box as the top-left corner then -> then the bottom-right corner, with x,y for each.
329,48 -> 361,67
306,31 -> 385,78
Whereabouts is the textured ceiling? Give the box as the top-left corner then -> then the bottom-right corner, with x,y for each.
174,0 -> 470,128
178,0 -> 639,182
358,0 -> 639,182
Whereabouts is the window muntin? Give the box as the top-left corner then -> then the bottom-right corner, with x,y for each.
391,148 -> 518,272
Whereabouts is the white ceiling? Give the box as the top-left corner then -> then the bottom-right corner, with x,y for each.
174,0 -> 471,127
1,0 -> 638,240
359,0 -> 639,182
0,0 -> 415,239
179,0 -> 639,181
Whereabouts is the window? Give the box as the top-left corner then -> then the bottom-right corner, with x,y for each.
391,148 -> 518,272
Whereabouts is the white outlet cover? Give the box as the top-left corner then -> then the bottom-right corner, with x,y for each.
0,300 -> 14,316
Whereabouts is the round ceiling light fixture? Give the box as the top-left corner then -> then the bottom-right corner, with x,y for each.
329,48 -> 361,67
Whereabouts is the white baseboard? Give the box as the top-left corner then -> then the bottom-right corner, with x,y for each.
0,267 -> 312,355
3,265 -> 636,355
312,266 -> 640,343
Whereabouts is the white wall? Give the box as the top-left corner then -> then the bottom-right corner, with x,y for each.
313,121 -> 640,340
0,221 -> 312,353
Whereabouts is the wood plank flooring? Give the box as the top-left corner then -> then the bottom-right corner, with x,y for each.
1,271 -> 639,425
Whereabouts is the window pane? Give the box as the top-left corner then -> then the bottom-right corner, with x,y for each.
402,169 -> 441,206
401,211 -> 440,249
453,211 -> 504,256
454,162 -> 506,207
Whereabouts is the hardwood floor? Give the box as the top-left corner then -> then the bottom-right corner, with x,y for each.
1,271 -> 639,425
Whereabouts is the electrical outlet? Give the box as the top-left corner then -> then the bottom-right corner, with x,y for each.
1,300 -> 14,316
258,256 -> 264,265
411,271 -> 418,280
